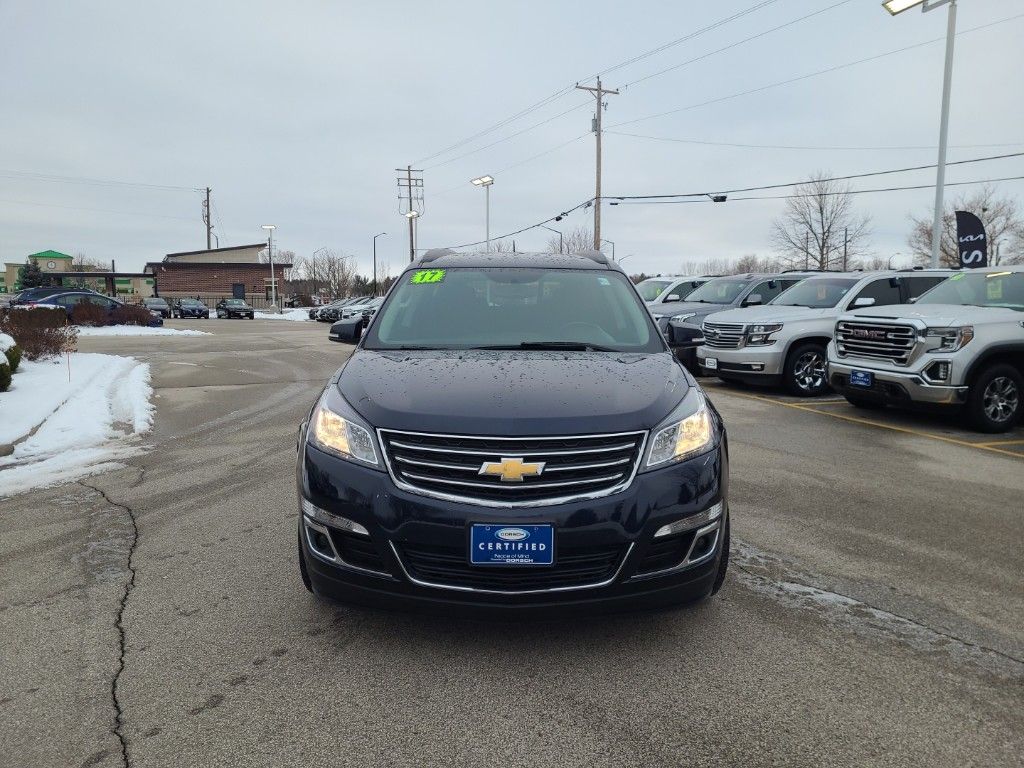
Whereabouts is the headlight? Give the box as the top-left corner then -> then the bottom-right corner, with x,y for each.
670,312 -> 696,322
308,395 -> 378,466
746,322 -> 783,346
922,326 -> 973,352
645,392 -> 714,468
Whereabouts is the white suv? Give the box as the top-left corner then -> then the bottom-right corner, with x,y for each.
695,270 -> 952,395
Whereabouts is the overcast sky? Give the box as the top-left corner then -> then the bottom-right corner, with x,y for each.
2,0 -> 1022,276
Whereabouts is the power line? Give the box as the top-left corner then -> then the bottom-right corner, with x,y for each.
605,130 -> 1024,152
608,151 -> 1024,200
608,11 -> 1024,130
0,169 -> 201,192
610,175 -> 1024,204
440,198 -> 596,251
412,0 -> 782,166
620,0 -> 853,89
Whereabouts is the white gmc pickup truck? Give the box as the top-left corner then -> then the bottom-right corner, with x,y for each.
828,266 -> 1024,432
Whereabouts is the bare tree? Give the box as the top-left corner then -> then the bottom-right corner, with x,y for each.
771,172 -> 871,270
909,185 -> 1024,267
72,253 -> 110,271
678,255 -> 780,275
291,248 -> 357,298
545,226 -> 594,255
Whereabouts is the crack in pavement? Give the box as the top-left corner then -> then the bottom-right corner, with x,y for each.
78,466 -> 146,768
730,538 -> 1024,680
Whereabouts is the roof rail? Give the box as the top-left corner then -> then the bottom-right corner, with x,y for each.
897,266 -> 925,272
419,248 -> 455,264
578,249 -> 609,265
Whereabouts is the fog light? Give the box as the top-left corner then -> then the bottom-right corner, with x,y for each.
654,501 -> 723,538
300,497 -> 369,536
924,361 -> 950,383
752,363 -> 764,371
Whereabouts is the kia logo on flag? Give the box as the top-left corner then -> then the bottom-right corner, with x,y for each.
955,211 -> 987,269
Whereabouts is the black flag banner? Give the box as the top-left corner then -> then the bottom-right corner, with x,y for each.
955,211 -> 988,268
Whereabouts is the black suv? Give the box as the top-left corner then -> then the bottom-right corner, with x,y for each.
296,250 -> 729,613
662,272 -> 819,369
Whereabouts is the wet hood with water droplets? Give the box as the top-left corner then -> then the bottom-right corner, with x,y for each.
336,349 -> 689,436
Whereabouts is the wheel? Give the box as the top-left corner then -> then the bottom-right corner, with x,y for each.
298,523 -> 313,593
710,514 -> 730,596
844,395 -> 885,410
966,363 -> 1022,433
784,342 -> 829,397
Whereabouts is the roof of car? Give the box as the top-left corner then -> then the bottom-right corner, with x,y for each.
410,249 -> 622,271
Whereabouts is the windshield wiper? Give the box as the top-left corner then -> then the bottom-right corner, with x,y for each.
470,341 -> 619,352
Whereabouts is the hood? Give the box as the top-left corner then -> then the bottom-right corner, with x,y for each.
844,303 -> 1022,327
704,305 -> 836,325
650,300 -> 732,320
337,349 -> 689,436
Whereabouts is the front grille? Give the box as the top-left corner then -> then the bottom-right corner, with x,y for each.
702,322 -> 746,349
836,321 -> 917,365
378,430 -> 646,505
396,542 -> 625,591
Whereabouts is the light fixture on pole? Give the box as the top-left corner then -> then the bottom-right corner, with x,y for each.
261,224 -> 277,310
540,224 -> 563,254
470,175 -> 494,251
883,0 -> 957,267
373,232 -> 386,296
600,238 -> 616,260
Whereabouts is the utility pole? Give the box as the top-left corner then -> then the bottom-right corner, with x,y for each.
804,232 -> 809,271
843,227 -> 849,271
396,166 -> 424,262
203,187 -> 212,250
576,78 -> 619,250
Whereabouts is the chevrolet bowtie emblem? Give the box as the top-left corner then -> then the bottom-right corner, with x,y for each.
479,457 -> 546,482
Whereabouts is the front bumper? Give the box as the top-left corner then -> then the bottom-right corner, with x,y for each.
696,344 -> 785,381
297,440 -> 727,613
828,357 -> 968,406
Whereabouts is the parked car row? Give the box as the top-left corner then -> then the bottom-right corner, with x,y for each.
653,267 -> 1023,432
310,296 -> 373,322
328,297 -> 384,343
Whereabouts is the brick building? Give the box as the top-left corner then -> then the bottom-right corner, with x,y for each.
145,244 -> 291,302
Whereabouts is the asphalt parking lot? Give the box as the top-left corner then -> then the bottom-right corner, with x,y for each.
2,320 -> 1022,768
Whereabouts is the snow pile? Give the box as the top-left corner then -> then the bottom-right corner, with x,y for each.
77,325 -> 210,337
253,309 -> 311,322
0,353 -> 154,497
0,332 -> 15,352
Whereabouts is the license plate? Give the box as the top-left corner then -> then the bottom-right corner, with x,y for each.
704,357 -> 718,370
470,524 -> 554,566
849,370 -> 873,388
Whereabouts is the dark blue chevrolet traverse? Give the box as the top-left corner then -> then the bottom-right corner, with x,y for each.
296,250 -> 729,612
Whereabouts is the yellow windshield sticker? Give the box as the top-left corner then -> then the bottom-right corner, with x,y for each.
410,269 -> 446,284
949,273 -> 964,281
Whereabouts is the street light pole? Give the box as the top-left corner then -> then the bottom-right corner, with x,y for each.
471,176 -> 495,251
261,224 -> 277,310
540,225 -> 563,254
373,232 -> 386,296
601,239 -> 616,260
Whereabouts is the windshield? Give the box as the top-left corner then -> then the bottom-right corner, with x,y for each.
917,271 -> 1024,311
771,278 -> 858,308
363,267 -> 663,352
180,300 -> 203,306
225,299 -> 246,306
636,279 -> 672,302
683,278 -> 750,305
145,298 -> 167,305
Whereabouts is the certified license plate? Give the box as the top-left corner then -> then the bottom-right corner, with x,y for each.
470,524 -> 554,566
703,357 -> 718,370
849,369 -> 874,388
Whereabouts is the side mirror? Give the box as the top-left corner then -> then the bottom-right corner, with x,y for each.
908,296 -> 919,304
744,293 -> 763,307
852,297 -> 876,308
664,294 -> 681,302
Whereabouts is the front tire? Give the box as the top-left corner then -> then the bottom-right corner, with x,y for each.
784,342 -> 829,397
966,363 -> 1022,433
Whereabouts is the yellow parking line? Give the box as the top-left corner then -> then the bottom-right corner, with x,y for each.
712,389 -> 1024,460
975,439 -> 1024,447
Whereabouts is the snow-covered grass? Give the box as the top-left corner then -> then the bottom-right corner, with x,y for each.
0,353 -> 154,497
77,325 -> 210,337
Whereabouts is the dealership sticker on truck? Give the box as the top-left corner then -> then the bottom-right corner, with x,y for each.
410,269 -> 446,284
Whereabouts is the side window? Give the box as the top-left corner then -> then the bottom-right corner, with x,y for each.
905,275 -> 946,300
55,295 -> 86,308
87,296 -> 117,309
745,280 -> 784,305
850,278 -> 902,308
